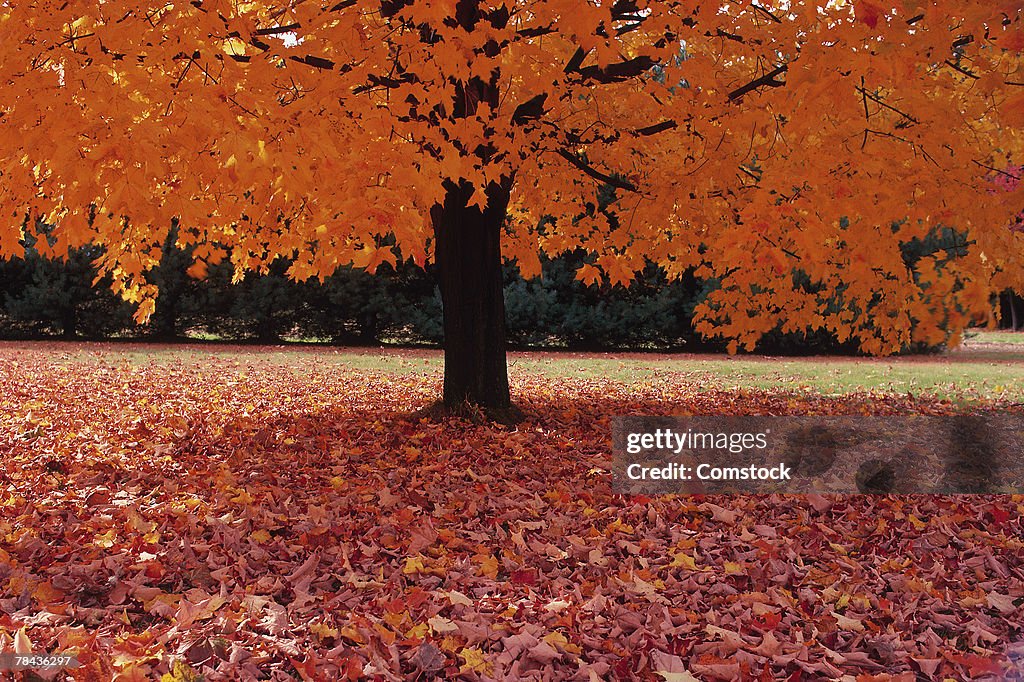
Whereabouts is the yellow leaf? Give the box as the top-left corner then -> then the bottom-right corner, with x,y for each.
403,556 -> 426,574
338,624 -> 367,644
94,529 -> 117,548
458,647 -> 491,675
128,510 -> 156,534
669,552 -> 700,571
405,623 -> 429,639
134,298 -> 156,324
14,627 -> 32,654
251,529 -> 271,543
222,37 -> 247,56
543,631 -> 582,655
229,488 -> 254,504
310,622 -> 339,641
161,660 -> 200,682
476,554 -> 499,579
607,518 -> 634,534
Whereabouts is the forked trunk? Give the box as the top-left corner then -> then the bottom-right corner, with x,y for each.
431,180 -> 512,410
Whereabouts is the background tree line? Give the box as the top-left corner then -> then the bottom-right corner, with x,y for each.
0,224 -> 1018,352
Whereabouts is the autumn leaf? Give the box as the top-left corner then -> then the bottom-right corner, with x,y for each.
855,0 -> 885,28
14,628 -> 32,654
669,552 -> 703,571
161,661 -> 200,682
458,647 -> 492,675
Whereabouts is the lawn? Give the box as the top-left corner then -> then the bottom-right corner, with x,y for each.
11,328 -> 1024,402
1,340 -> 1022,680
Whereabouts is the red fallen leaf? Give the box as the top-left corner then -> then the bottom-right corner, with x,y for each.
996,29 -> 1024,51
501,632 -> 540,657
986,591 -> 1018,614
755,611 -> 783,630
410,643 -> 445,674
804,494 -> 834,513
143,560 -> 165,580
945,652 -> 1007,677
691,657 -> 741,680
912,657 -> 942,677
612,655 -> 636,679
408,523 -> 438,553
701,503 -> 738,524
527,640 -> 560,664
405,587 -> 430,609
287,551 -> 320,585
183,637 -> 227,665
510,569 -> 538,585
338,654 -> 364,681
406,490 -> 432,509
754,630 -> 782,656
989,506 -> 1011,526
289,656 -> 319,682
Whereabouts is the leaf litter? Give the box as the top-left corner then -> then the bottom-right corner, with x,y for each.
0,345 -> 1022,680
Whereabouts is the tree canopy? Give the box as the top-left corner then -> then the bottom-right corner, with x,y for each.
1,0 -> 1023,354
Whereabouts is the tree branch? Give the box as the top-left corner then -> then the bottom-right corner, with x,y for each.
634,120 -> 677,136
575,56 -> 657,84
751,3 -> 783,23
855,86 -> 920,124
728,64 -> 788,101
556,149 -> 638,192
973,160 -> 1020,180
511,93 -> 547,124
944,59 -> 979,79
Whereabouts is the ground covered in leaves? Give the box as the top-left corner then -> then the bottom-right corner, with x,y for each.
1,343 -> 1023,681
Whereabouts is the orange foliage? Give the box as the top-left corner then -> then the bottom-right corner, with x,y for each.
0,2 -> 1022,351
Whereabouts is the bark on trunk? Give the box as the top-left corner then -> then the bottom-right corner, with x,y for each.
60,308 -> 77,339
431,180 -> 512,409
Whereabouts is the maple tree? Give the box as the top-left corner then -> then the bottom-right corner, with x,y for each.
1,1 -> 1023,409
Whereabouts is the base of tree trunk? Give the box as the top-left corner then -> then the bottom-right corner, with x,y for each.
432,179 -> 514,410
407,400 -> 526,427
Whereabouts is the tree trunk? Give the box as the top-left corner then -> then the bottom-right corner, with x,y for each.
60,307 -> 77,339
432,179 -> 512,409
